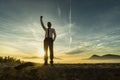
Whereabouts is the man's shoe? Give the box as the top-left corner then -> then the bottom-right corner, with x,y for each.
44,61 -> 48,66
50,61 -> 53,66
44,63 -> 48,66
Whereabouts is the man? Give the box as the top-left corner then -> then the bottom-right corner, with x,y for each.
40,16 -> 56,66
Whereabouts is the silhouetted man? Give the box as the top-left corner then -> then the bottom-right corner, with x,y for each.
40,16 -> 56,66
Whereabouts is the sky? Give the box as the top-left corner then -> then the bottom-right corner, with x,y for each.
0,0 -> 120,63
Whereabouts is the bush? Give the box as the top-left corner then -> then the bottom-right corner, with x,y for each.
0,56 -> 22,64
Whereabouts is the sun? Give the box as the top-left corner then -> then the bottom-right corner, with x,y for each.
39,48 -> 44,57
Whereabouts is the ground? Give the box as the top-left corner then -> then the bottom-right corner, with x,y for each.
0,63 -> 120,80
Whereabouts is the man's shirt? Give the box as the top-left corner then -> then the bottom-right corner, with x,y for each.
45,28 -> 56,39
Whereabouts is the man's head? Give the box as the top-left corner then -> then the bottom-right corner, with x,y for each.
47,22 -> 52,28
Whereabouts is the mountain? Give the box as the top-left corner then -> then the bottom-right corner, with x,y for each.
89,54 -> 120,59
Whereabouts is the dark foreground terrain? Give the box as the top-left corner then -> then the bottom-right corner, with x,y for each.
0,63 -> 120,80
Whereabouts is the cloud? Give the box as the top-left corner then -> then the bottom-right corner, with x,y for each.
57,4 -> 61,17
107,29 -> 120,36
22,56 -> 40,59
22,56 -> 62,60
65,48 -> 85,54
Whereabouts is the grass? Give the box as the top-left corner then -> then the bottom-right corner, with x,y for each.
0,56 -> 22,64
0,57 -> 120,80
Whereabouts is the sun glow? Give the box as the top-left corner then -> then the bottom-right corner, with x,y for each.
39,48 -> 44,57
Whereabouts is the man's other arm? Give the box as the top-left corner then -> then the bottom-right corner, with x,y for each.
53,29 -> 56,41
40,16 -> 46,31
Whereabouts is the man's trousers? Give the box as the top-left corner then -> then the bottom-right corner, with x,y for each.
44,38 -> 54,64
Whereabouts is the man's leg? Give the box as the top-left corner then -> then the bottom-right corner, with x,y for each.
49,39 -> 54,66
44,39 -> 48,65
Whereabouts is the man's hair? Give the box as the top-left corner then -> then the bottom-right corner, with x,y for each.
47,22 -> 52,28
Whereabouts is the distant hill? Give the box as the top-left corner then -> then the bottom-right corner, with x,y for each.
89,54 -> 120,59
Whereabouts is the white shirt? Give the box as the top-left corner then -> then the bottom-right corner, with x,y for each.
45,28 -> 56,39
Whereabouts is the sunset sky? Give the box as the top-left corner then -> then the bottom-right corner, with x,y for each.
0,0 -> 120,63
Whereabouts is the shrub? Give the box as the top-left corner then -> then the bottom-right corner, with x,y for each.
0,56 -> 22,64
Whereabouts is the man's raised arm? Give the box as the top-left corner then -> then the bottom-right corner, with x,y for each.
40,16 -> 46,31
